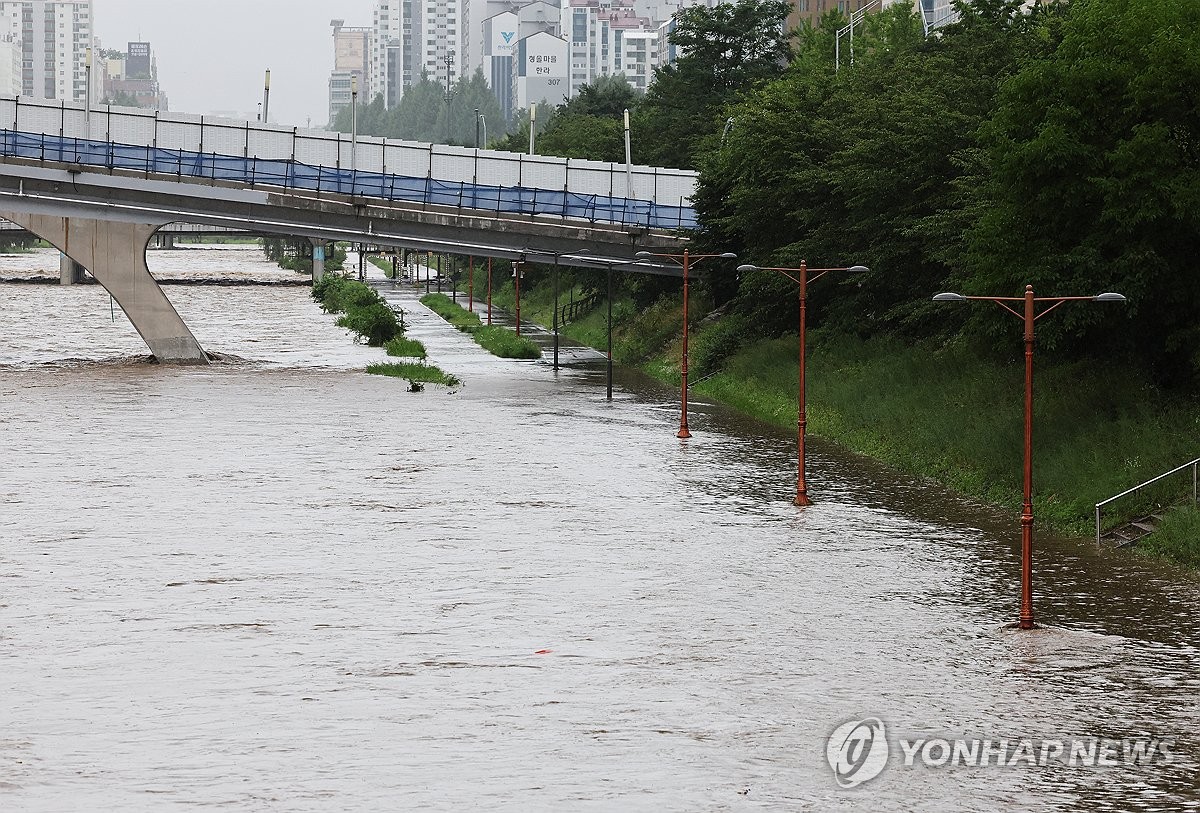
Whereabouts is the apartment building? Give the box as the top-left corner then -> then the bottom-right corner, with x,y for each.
0,0 -> 95,102
0,32 -> 20,94
418,0 -> 461,94
329,20 -> 371,124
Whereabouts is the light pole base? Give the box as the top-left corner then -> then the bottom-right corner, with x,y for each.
677,427 -> 692,439
1007,619 -> 1039,631
793,493 -> 812,507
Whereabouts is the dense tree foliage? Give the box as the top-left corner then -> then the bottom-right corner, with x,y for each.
332,69 -> 504,147
691,0 -> 1200,386
636,0 -> 792,169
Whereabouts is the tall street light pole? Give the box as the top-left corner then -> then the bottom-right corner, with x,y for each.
84,47 -> 92,141
636,249 -> 737,438
263,69 -> 271,123
933,285 -> 1126,629
738,261 -> 869,506
350,74 -> 359,176
474,107 -> 480,149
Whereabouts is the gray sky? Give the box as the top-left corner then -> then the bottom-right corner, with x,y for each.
96,1 -> 375,127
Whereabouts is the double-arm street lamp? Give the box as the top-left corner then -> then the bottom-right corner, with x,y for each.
636,249 -> 737,438
933,284 -> 1126,630
738,261 -> 869,506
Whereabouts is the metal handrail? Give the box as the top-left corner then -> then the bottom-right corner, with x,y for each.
1095,457 -> 1200,547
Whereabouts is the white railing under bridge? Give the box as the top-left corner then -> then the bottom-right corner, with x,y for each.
0,96 -> 698,231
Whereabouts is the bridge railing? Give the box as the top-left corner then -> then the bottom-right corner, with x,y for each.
0,96 -> 698,231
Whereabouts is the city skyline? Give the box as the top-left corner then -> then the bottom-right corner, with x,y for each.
96,0 -> 374,125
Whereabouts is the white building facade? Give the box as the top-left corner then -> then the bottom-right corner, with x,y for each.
513,30 -> 567,110
418,0 -> 461,94
0,0 -> 95,102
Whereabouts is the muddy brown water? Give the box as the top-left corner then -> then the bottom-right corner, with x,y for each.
0,246 -> 1197,811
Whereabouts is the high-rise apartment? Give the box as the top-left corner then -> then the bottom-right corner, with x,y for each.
370,0 -> 420,107
0,0 -> 95,102
418,0 -> 461,95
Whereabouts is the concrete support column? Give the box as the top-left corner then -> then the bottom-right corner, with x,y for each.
2,212 -> 207,364
59,253 -> 86,285
311,238 -> 326,283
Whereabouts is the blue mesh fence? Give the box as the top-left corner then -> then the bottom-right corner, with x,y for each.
0,129 -> 698,230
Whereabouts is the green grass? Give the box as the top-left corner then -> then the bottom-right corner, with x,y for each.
367,361 -> 461,387
1137,506 -> 1200,569
687,328 -> 1200,534
420,293 -> 541,360
473,325 -> 541,360
385,336 -> 427,359
369,255 -> 397,277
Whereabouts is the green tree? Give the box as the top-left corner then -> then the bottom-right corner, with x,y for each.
636,0 -> 792,169
965,0 -> 1200,383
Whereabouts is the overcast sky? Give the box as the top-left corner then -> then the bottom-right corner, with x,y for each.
96,1 -> 376,127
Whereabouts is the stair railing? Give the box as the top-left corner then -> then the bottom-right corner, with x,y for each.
1095,457 -> 1199,547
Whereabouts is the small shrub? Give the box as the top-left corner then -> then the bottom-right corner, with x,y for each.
336,300 -> 401,346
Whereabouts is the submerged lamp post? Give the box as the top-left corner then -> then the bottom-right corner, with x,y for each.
737,261 -> 869,506
933,285 -> 1126,630
512,257 -> 525,336
635,249 -> 737,438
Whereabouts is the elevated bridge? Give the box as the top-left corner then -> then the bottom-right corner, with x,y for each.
0,96 -> 697,363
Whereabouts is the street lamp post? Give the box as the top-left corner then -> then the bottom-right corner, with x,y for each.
263,69 -> 271,123
512,257 -> 525,337
84,47 -> 92,141
487,257 -> 493,325
738,261 -> 868,506
635,249 -> 737,438
350,74 -> 359,176
933,285 -> 1126,630
468,255 -> 474,312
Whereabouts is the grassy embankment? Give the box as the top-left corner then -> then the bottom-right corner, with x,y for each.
1137,506 -> 1200,568
472,272 -> 1200,547
313,274 -> 459,387
420,293 -> 541,360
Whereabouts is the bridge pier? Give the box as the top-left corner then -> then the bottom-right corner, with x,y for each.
59,253 -> 86,285
1,212 -> 207,364
310,238 -> 326,283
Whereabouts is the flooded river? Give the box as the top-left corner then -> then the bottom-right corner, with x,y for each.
1,246 -> 1198,811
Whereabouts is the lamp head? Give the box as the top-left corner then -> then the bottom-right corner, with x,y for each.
848,265 -> 870,274
933,292 -> 967,302
736,264 -> 758,273
1093,292 -> 1126,302
634,251 -> 653,259
718,252 -> 738,260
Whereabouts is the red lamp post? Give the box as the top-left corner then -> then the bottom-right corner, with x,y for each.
468,255 -> 474,313
487,257 -> 493,325
635,249 -> 737,438
738,261 -> 869,506
512,257 -> 525,337
933,285 -> 1126,630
